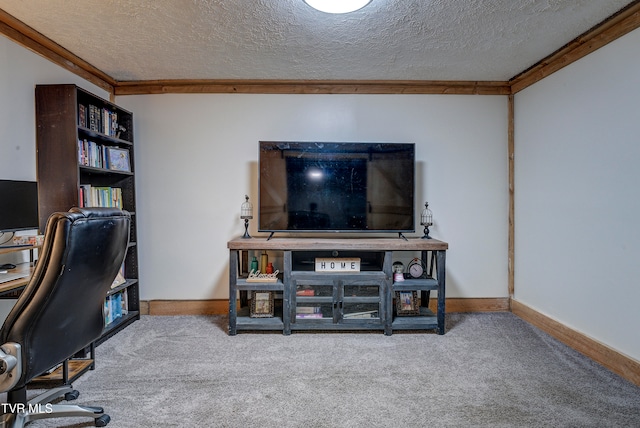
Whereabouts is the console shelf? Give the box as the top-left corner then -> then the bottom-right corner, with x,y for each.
235,307 -> 285,331
228,237 -> 448,335
391,307 -> 438,330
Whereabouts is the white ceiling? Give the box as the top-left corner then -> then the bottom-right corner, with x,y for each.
0,0 -> 636,82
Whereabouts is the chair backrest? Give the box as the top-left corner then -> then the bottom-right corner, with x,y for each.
0,207 -> 130,387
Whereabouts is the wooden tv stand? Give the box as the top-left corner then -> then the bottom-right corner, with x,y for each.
227,237 -> 448,335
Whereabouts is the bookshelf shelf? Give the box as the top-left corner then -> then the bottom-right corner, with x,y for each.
108,279 -> 139,296
31,359 -> 94,386
35,84 -> 141,346
78,126 -> 133,146
79,165 -> 134,176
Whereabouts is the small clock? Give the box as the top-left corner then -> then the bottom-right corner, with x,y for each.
407,258 -> 425,278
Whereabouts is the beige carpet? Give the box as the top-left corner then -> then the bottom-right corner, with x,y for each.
20,313 -> 640,427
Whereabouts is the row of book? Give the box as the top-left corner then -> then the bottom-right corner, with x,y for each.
106,219 -> 128,326
105,290 -> 128,326
78,104 -> 119,138
296,288 -> 320,319
296,289 -> 320,319
295,310 -> 379,320
79,185 -> 123,209
296,305 -> 379,319
296,306 -> 323,319
77,139 -> 131,172
78,138 -> 105,168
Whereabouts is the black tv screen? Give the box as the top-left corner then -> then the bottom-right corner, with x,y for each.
0,180 -> 39,233
259,142 -> 415,233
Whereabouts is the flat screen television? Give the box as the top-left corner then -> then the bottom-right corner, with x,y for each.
259,141 -> 415,234
0,179 -> 39,234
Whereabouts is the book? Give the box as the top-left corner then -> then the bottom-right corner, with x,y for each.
112,293 -> 122,320
296,306 -> 321,314
111,263 -> 126,288
89,105 -> 98,132
105,290 -> 128,326
104,298 -> 112,325
296,288 -> 315,296
121,291 -> 128,316
78,104 -> 87,128
295,313 -> 323,319
343,310 -> 378,319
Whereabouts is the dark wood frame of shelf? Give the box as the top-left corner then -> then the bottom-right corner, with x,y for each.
35,84 -> 141,347
228,237 -> 448,336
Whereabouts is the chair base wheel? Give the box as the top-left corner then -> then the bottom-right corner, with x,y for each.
95,413 -> 110,427
64,390 -> 80,401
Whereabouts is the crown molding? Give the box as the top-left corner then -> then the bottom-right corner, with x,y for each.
113,79 -> 511,96
510,0 -> 640,93
0,9 -> 115,93
2,3 -> 640,96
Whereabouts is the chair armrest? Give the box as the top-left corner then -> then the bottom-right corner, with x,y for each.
0,343 -> 21,392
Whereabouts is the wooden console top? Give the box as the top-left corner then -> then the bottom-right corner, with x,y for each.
228,237 -> 448,251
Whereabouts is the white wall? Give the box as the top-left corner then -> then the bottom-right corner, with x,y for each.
1,34 -> 509,306
514,28 -> 640,360
0,35 -> 109,318
117,93 -> 509,300
0,36 -> 108,180
2,15 -> 638,363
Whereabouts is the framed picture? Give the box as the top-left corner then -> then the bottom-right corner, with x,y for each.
395,290 -> 420,316
107,147 -> 131,172
250,291 -> 274,318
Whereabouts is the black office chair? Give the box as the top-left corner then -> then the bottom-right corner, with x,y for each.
0,207 -> 130,427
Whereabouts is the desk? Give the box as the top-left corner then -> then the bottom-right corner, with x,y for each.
0,245 -> 39,297
0,244 -> 94,384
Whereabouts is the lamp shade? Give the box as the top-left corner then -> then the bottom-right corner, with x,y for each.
304,0 -> 372,14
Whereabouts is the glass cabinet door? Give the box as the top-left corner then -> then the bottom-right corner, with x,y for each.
292,277 -> 385,325
293,280 -> 336,322
341,281 -> 383,322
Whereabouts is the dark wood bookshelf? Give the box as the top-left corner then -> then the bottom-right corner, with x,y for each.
35,84 -> 141,344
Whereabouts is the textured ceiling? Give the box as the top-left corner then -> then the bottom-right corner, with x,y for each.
0,0 -> 636,82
